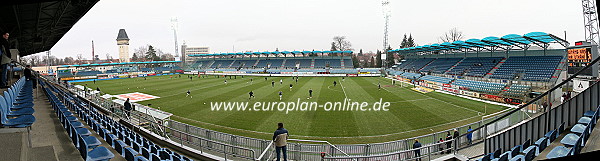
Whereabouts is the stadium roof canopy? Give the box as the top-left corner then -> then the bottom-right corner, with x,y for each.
0,0 -> 100,56
388,32 -> 569,54
187,50 -> 353,57
60,61 -> 181,68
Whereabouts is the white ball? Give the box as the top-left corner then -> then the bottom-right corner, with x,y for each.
203,103 -> 206,104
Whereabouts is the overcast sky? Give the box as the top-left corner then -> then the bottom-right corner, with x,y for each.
40,0 -> 584,59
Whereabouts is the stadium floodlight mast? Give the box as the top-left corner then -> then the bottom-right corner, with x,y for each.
582,0 -> 600,45
382,0 -> 391,69
171,17 -> 180,62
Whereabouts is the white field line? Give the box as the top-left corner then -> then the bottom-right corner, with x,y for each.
339,81 -> 348,99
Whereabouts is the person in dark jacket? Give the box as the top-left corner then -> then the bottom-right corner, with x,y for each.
445,131 -> 452,154
453,129 -> 460,143
413,139 -> 422,161
273,123 -> 289,161
24,65 -> 37,88
0,32 -> 12,88
124,98 -> 132,117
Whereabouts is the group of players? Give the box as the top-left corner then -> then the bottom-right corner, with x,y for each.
183,75 -> 337,101
181,74 -> 387,101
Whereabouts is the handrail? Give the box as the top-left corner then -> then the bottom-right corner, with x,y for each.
131,108 -> 259,160
287,138 -> 352,158
324,139 -> 454,160
256,140 -> 274,161
459,55 -> 600,144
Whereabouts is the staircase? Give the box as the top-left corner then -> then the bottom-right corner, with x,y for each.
418,59 -> 437,72
444,58 -> 465,74
253,60 -> 260,67
281,59 -> 287,68
205,60 -> 215,69
484,58 -> 506,79
310,58 -> 315,68
227,60 -> 236,68
550,56 -> 569,81
340,59 -> 346,68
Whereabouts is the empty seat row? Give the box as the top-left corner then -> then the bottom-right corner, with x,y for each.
546,106 -> 599,159
420,58 -> 462,74
477,122 -> 566,161
447,57 -> 503,77
40,81 -> 115,161
419,75 -> 453,84
0,77 -> 36,128
41,79 -> 194,161
490,56 -> 562,82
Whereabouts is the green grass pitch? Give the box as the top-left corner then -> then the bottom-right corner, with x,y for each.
75,75 -> 506,144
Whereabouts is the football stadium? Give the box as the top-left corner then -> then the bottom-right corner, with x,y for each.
1,0 -> 600,161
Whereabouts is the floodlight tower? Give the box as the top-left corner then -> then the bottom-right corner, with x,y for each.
582,0 -> 600,45
171,17 -> 180,62
382,0 -> 391,68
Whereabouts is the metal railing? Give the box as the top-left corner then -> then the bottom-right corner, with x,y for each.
456,55 -> 600,157
48,74 -> 524,161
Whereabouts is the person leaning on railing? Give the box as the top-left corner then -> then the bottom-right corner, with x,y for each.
413,139 -> 422,161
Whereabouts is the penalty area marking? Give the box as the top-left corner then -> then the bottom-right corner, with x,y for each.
114,92 -> 160,102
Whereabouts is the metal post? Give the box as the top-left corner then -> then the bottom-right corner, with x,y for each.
428,146 -> 431,161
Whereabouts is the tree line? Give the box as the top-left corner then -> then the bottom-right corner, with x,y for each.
20,44 -> 176,66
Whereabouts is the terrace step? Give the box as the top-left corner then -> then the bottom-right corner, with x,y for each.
281,59 -> 287,68
444,58 -> 465,75
484,58 -> 506,79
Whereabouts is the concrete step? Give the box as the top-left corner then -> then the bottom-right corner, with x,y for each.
0,132 -> 23,161
28,146 -> 59,161
581,122 -> 600,153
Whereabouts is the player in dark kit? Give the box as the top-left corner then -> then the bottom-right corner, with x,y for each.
249,91 -> 255,99
186,90 -> 192,98
333,81 -> 337,87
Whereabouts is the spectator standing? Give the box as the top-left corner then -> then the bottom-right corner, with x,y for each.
124,98 -> 132,118
273,123 -> 289,161
438,138 -> 445,154
453,129 -> 460,146
467,126 -> 473,145
445,131 -> 452,154
0,32 -> 12,88
24,65 -> 37,88
413,139 -> 422,161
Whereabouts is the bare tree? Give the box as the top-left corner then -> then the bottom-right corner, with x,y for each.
332,36 -> 353,51
439,28 -> 464,42
106,53 -> 113,61
29,55 -> 40,66
156,49 -> 165,60
160,53 -> 175,61
76,54 -> 84,64
134,45 -> 149,61
64,57 -> 75,64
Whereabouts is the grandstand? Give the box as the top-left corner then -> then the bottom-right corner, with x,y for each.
55,61 -> 184,81
183,51 -> 367,74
